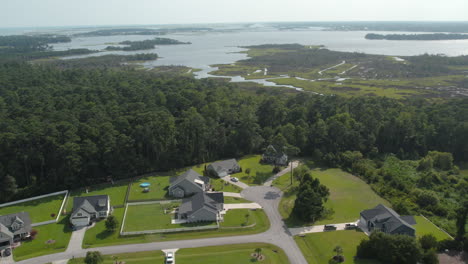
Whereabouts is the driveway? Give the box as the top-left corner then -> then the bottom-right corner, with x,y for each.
17,185 -> 308,264
221,192 -> 242,198
0,252 -> 14,264
289,221 -> 358,236
66,226 -> 88,253
221,176 -> 249,189
263,161 -> 299,186
224,203 -> 262,210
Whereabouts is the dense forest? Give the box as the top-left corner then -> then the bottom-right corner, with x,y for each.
105,38 -> 190,51
41,54 -> 158,69
366,33 -> 468,40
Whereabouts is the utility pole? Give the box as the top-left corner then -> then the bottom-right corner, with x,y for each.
290,161 -> 293,185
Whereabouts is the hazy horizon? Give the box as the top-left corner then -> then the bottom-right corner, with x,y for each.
2,0 -> 468,28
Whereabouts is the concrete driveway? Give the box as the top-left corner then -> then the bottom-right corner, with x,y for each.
263,161 -> 299,186
289,221 -> 358,236
66,226 -> 88,253
224,203 -> 262,210
222,192 -> 242,198
221,176 -> 249,189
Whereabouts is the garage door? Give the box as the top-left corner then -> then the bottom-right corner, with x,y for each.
71,217 -> 89,227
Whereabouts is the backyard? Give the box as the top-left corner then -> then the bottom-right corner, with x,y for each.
69,243 -> 288,264
128,175 -> 171,201
0,193 -> 65,223
13,216 -> 73,261
294,230 -> 380,264
236,155 -> 276,185
413,215 -> 452,241
66,180 -> 129,212
276,167 -> 390,227
220,209 -> 255,227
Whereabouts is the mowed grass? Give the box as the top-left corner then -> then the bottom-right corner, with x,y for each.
68,250 -> 165,264
0,194 -> 65,223
294,230 -> 380,264
220,209 -> 255,227
83,209 -> 269,248
66,181 -> 129,212
277,167 -> 390,227
13,216 -> 72,261
69,243 -> 288,264
128,175 -> 171,201
176,243 -> 290,264
236,155 -> 276,185
224,196 -> 251,204
413,216 -> 452,241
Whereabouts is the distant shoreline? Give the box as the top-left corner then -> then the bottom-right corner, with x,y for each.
365,33 -> 468,41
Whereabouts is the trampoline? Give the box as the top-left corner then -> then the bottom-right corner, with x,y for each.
140,182 -> 151,188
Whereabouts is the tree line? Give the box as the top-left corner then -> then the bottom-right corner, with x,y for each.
105,38 -> 191,51
366,33 -> 468,41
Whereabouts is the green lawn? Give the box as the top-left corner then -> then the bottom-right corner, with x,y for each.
128,175 -> 171,201
66,181 -> 129,212
13,217 -> 72,261
277,167 -> 390,227
294,230 -> 380,264
69,243 -> 288,264
236,155 -> 276,185
210,178 -> 242,193
83,209 -> 269,248
123,202 -> 215,232
413,216 -> 452,241
220,209 -> 255,227
177,243 -> 290,264
223,196 -> 251,204
68,250 -> 165,264
0,194 -> 65,223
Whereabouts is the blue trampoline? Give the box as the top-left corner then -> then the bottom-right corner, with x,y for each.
140,182 -> 151,188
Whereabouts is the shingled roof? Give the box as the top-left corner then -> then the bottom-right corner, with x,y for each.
72,195 -> 109,216
170,169 -> 209,187
178,192 -> 224,216
361,204 -> 415,234
0,212 -> 32,238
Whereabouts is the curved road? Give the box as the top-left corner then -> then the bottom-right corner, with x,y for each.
17,186 -> 307,264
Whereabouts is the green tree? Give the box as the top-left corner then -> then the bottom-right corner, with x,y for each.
0,175 -> 18,202
292,173 -> 330,222
84,251 -> 103,264
419,234 -> 438,251
105,215 -> 118,232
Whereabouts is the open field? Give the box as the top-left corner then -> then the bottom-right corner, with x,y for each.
66,181 -> 129,212
413,216 -> 452,241
128,175 -> 171,201
13,217 -> 72,261
123,202 -> 216,232
236,155 -> 276,185
295,230 -> 379,264
69,243 -> 288,264
220,209 -> 255,227
83,208 -> 269,248
0,194 -> 65,223
276,167 -> 390,227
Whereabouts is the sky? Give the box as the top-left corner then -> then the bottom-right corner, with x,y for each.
1,0 -> 468,28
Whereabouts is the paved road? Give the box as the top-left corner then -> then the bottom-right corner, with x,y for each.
263,161 -> 299,187
17,187 -> 307,264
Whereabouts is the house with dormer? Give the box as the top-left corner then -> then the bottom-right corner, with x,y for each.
360,204 -> 416,237
169,169 -> 210,198
70,195 -> 111,227
0,212 -> 32,250
177,192 -> 224,222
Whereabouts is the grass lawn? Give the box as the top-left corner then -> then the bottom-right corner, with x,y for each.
223,197 -> 251,204
210,178 -> 242,193
0,194 -> 65,223
236,155 -> 276,185
65,181 -> 129,212
277,167 -> 390,227
13,216 -> 72,261
69,243 -> 288,264
123,203 -> 215,232
176,243 -> 290,264
128,175 -> 171,201
220,209 -> 255,227
68,250 -> 165,264
83,209 -> 269,248
413,216 -> 452,241
294,230 -> 380,264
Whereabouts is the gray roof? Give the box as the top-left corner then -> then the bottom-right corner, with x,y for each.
0,212 -> 32,237
264,145 -> 287,158
179,192 -> 224,216
361,204 -> 415,234
208,159 -> 239,173
170,169 -> 209,187
72,195 -> 109,216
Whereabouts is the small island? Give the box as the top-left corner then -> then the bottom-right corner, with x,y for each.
105,37 -> 191,51
365,33 -> 468,40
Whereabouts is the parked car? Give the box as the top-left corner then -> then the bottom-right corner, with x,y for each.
3,248 -> 11,257
345,223 -> 357,229
324,224 -> 337,230
166,252 -> 174,264
231,177 -> 239,182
